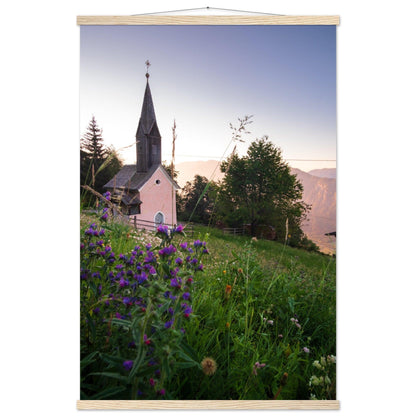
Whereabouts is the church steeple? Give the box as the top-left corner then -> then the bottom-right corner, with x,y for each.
136,62 -> 161,172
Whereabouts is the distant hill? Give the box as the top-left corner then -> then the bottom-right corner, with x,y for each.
308,168 -> 337,179
290,168 -> 336,254
176,160 -> 224,188
175,161 -> 336,254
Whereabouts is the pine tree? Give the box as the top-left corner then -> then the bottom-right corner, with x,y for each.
80,116 -> 123,197
81,116 -> 107,183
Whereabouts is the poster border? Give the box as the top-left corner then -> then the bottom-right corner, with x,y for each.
77,13 -> 339,410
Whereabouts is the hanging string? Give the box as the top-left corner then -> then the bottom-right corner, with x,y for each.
133,6 -> 283,16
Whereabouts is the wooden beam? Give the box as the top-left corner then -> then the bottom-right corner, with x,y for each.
77,15 -> 340,26
77,399 -> 340,410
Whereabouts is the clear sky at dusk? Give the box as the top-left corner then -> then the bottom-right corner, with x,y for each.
80,25 -> 336,171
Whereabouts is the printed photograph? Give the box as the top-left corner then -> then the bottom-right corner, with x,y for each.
80,24 -> 336,400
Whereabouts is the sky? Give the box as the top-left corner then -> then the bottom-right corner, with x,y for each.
80,25 -> 336,172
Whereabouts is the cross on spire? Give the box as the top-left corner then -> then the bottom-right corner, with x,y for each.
145,60 -> 151,79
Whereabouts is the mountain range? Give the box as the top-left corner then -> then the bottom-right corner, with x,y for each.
175,160 -> 336,254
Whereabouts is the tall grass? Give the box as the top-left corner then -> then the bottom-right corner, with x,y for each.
80,210 -> 336,400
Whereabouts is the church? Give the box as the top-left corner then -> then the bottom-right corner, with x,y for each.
104,69 -> 179,227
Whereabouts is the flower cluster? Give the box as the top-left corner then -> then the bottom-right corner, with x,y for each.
309,355 -> 336,400
156,223 -> 185,244
80,196 -> 209,399
290,315 -> 302,329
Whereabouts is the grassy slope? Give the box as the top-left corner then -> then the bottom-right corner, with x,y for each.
80,215 -> 336,399
173,225 -> 336,399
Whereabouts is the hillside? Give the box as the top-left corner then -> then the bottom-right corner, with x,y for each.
81,214 -> 336,400
175,161 -> 336,254
176,160 -> 223,188
290,169 -> 336,254
308,168 -> 337,179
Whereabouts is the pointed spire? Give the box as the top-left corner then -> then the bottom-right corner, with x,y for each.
136,61 -> 161,172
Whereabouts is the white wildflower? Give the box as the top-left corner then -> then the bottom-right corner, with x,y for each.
328,355 -> 336,364
310,375 -> 321,386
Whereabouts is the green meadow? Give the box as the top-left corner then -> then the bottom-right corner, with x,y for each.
81,213 -> 336,400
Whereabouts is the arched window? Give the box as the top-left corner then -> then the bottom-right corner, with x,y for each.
154,211 -> 164,225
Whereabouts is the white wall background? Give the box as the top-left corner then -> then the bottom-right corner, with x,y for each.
1,1 -> 415,415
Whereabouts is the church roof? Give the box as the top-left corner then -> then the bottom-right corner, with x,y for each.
104,163 -> 180,191
136,81 -> 161,139
121,193 -> 142,206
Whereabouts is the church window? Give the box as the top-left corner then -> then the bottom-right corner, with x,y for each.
155,212 -> 164,225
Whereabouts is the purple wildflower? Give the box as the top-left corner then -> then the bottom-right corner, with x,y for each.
175,257 -> 183,266
159,245 -> 177,257
158,389 -> 166,396
173,224 -> 184,233
135,272 -> 148,284
181,303 -> 193,318
119,277 -> 129,288
157,225 -> 169,235
182,292 -> 191,300
179,242 -> 188,250
164,319 -> 174,329
252,362 -> 266,376
123,360 -> 134,371
144,252 -> 155,263
170,277 -> 181,288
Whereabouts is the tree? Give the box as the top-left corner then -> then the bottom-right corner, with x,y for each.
218,137 -> 310,243
177,175 -> 219,224
162,161 -> 179,180
80,116 -> 123,197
